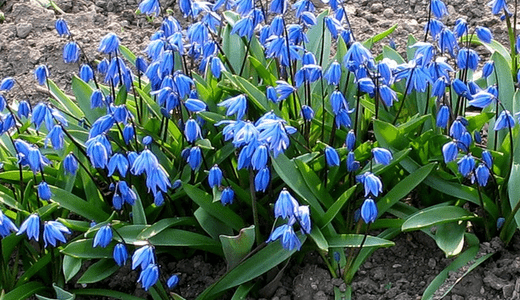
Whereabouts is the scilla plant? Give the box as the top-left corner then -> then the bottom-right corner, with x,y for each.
0,0 -> 519,299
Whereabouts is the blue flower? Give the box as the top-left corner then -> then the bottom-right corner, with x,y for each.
18,214 -> 40,241
146,167 -> 171,195
325,16 -> 342,39
255,167 -> 270,192
431,0 -> 448,19
269,0 -> 287,14
184,118 -> 202,143
210,56 -> 225,78
345,131 -> 356,152
458,132 -> 472,152
469,91 -> 495,109
457,48 -> 480,71
18,101 -> 31,118
63,153 -> 78,175
231,16 -> 254,39
266,224 -> 301,251
343,42 -> 373,71
218,94 -> 247,120
233,122 -> 259,148
476,26 -> 493,43
43,220 -> 70,247
488,0 -> 509,15
27,147 -> 50,174
167,274 -> 180,289
452,78 -> 471,99
436,105 -> 450,128
495,110 -> 515,130
132,245 -> 155,270
86,140 -> 109,169
356,172 -> 383,197
108,153 -> 129,177
55,18 -> 70,37
97,59 -> 109,74
411,42 -> 436,67
113,243 -> 128,266
482,150 -> 493,168
184,98 -> 207,113
379,85 -> 397,107
251,144 -> 268,170
46,125 -> 65,150
458,154 -> 475,177
123,124 -> 135,145
154,191 -> 164,206
274,189 -> 299,219
37,181 -> 52,201
295,205 -> 311,234
0,213 -> 18,237
34,65 -> 49,85
300,105 -> 315,121
0,77 -> 14,91
325,146 -> 340,167
275,81 -> 296,103
138,263 -> 159,291
138,0 -> 161,16
453,18 -> 468,37
221,187 -> 234,205
442,141 -> 458,163
450,119 -> 466,139
90,90 -> 105,109
208,165 -> 223,188
63,42 -> 80,64
79,64 -> 94,82
323,61 -> 342,86
482,61 -> 494,78
372,148 -> 392,165
361,198 -> 378,223
93,225 -> 113,248
438,28 -> 458,57
187,147 -> 201,170
424,19 -> 444,39
330,90 -> 348,115
98,32 -> 120,54
131,149 -> 159,175
257,118 -> 296,157
474,163 -> 490,186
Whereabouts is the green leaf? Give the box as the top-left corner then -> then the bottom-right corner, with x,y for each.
71,76 -> 103,123
435,221 -> 466,257
16,252 -> 52,287
195,208 -> 234,240
49,186 -> 109,222
326,234 -> 394,248
119,45 -> 137,65
309,225 -> 329,252
148,229 -> 223,255
220,225 -> 255,270
183,184 -> 245,231
307,10 -> 332,68
36,284 -> 75,300
132,188 -> 147,225
61,239 -> 112,259
137,217 -> 195,240
508,163 -> 520,228
249,56 -> 276,86
294,159 -> 334,208
231,283 -> 254,300
115,85 -> 128,105
47,79 -> 84,118
77,259 -> 119,284
4,282 -> 45,300
321,185 -> 356,229
363,24 -> 398,49
63,255 -> 82,283
72,289 -> 143,300
382,45 -> 405,64
196,235 -> 307,299
377,163 -> 436,216
402,206 -> 476,231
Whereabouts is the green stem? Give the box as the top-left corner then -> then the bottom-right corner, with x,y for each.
249,169 -> 262,245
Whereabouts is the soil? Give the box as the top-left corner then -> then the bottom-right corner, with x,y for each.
1,0 -> 520,299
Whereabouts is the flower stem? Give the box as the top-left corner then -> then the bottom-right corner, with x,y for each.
249,169 -> 262,245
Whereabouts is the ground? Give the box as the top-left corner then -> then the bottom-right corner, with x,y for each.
1,0 -> 519,299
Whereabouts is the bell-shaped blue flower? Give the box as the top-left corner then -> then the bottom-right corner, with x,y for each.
275,80 -> 296,102
495,110 -> 515,130
17,214 -> 40,241
93,225 -> 113,248
131,149 -> 159,175
184,118 -> 202,143
346,151 -> 360,172
208,165 -> 223,188
63,42 -> 80,64
361,198 -> 378,223
269,0 -> 287,14
55,18 -> 70,37
325,146 -> 340,167
488,0 -> 509,15
346,130 -> 356,151
356,172 -> 383,197
274,189 -> 299,219
138,263 -> 159,291
63,153 -> 78,175
323,61 -> 342,86
187,147 -> 202,170
108,153 -> 129,177
431,0 -> 448,19
79,64 -> 94,82
0,77 -> 14,91
482,150 -> 493,168
221,187 -> 234,205
474,163 -> 490,186
476,26 -> 493,43
167,274 -> 180,289
436,105 -> 450,128
450,119 -> 466,140
457,48 -> 480,71
372,148 -> 392,165
300,105 -> 315,121
98,32 -> 120,54
18,101 -> 31,119
442,141 -> 458,163
482,61 -> 494,78
295,205 -> 311,234
132,245 -> 155,270
267,224 -> 301,251
43,220 -> 70,247
46,125 -> 65,150
251,145 -> 268,171
37,181 -> 52,201
0,213 -> 18,237
34,65 -> 49,85
458,154 -> 475,177
113,243 -> 128,266
27,147 -> 50,174
255,167 -> 270,192
218,94 -> 247,120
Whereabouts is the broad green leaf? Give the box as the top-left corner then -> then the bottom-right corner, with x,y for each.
119,45 -> 137,65
294,159 -> 334,208
195,208 -> 234,240
148,228 -> 223,255
326,234 -> 394,248
435,221 -> 466,257
16,252 -> 52,287
49,186 -> 109,222
307,11 -> 332,68
220,225 -> 255,270
36,284 -> 75,300
47,79 -> 83,118
508,163 -> 520,228
73,289 -> 143,300
71,76 -> 103,123
462,34 -> 511,66
132,188 -> 147,225
196,235 -> 307,299
4,281 -> 45,300
183,184 -> 245,231
61,239 -> 112,259
363,24 -> 398,49
137,217 -> 195,240
321,185 -> 356,229
373,119 -> 408,150
221,20 -> 245,74
249,56 -> 276,86
309,225 -> 328,252
77,259 -> 119,284
232,75 -> 271,113
63,255 -> 82,283
231,283 -> 254,300
402,206 -> 476,231
377,163 -> 435,216
382,45 -> 405,64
